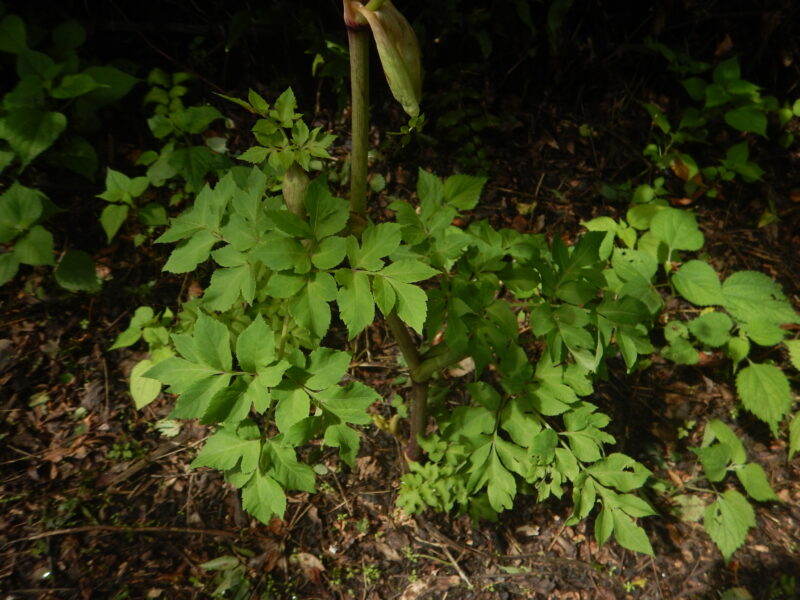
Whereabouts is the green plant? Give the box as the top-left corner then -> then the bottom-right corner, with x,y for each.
642,42 -> 800,202
94,68 -> 235,246
108,439 -> 146,461
199,554 -> 252,600
114,1 -> 800,566
0,12 -> 137,288
136,69 -> 230,193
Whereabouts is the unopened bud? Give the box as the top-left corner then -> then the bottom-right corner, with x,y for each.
355,0 -> 422,117
282,162 -> 310,216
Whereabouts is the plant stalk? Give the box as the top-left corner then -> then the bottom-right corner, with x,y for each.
345,1 -> 429,461
347,25 -> 369,219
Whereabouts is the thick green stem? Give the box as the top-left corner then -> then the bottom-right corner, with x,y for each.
345,1 -> 428,460
347,26 -> 370,217
384,311 -> 428,461
412,346 -> 466,383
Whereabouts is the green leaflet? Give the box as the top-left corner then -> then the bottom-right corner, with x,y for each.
192,427 -> 260,472
235,316 -> 276,373
336,270 -> 374,338
263,439 -> 316,492
672,260 -> 723,305
704,490 -> 755,561
242,471 -> 287,523
347,222 -> 403,270
736,363 -> 792,434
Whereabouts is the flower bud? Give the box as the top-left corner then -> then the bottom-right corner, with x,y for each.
282,162 -> 309,216
355,0 -> 422,117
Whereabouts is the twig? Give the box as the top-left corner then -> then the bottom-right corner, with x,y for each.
438,543 -> 473,589
545,519 -> 568,552
2,524 -> 269,549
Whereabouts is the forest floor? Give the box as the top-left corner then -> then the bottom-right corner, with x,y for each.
2,28 -> 800,600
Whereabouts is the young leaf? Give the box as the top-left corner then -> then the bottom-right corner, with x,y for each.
706,419 -> 747,465
170,374 -> 233,419
372,275 -> 397,315
0,256 -> 20,286
203,264 -> 256,312
736,363 -> 792,434
724,106 -> 767,137
312,236 -> 347,269
594,505 -> 614,547
144,356 -> 220,392
692,443 -> 733,482
305,177 -> 349,239
54,250 -> 100,292
255,233 -> 309,272
704,490 -> 755,561
726,336 -> 750,370
417,168 -> 444,206
289,273 -> 336,339
0,183 -> 44,235
202,381 -> 252,424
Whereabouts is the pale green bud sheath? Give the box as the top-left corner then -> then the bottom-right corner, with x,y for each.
281,162 -> 309,216
355,0 -> 422,118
